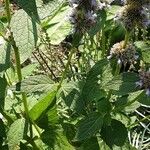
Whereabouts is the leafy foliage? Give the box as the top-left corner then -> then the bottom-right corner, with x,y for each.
0,0 -> 150,149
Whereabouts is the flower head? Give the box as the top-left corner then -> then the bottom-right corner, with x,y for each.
115,0 -> 150,31
108,41 -> 138,65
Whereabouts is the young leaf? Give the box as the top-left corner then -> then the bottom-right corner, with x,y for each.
75,112 -> 103,141
29,90 -> 56,121
7,118 -> 25,150
10,9 -> 40,63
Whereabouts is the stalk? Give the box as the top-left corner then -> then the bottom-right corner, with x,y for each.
123,30 -> 130,48
5,0 -> 11,24
57,47 -> 76,90
4,0 -> 41,138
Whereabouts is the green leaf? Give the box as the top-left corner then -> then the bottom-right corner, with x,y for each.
0,42 -> 11,72
101,119 -> 127,148
107,5 -> 122,20
21,63 -> 38,79
38,0 -> 65,20
111,120 -> 128,146
114,91 -> 142,112
54,128 -> 75,150
7,118 -> 25,150
46,5 -> 72,45
59,81 -> 86,114
29,90 -> 56,121
20,75 -> 55,93
135,41 -> 150,63
97,98 -> 111,114
82,59 -> 112,102
136,90 -> 150,106
79,137 -> 100,150
104,72 -> 139,95
88,10 -> 106,37
10,9 -> 40,63
16,0 -> 40,22
75,112 -> 103,141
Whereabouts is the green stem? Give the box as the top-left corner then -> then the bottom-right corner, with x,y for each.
123,31 -> 130,48
114,62 -> 121,76
5,0 -> 11,24
128,115 -> 150,129
57,48 -> 76,91
12,43 -> 22,82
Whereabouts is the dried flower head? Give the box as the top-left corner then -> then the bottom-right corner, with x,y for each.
115,1 -> 150,31
108,41 -> 138,65
136,70 -> 150,96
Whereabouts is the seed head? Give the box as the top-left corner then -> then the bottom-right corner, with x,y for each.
108,41 -> 138,65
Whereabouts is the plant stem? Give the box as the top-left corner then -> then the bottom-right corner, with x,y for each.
123,30 -> 130,48
114,62 -> 121,76
57,47 -> 76,90
12,43 -> 22,82
5,0 -> 11,24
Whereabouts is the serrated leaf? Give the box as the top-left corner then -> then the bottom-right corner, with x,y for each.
7,118 -> 25,150
38,0 -> 65,20
101,119 -> 127,148
104,72 -> 139,95
82,59 -> 112,102
29,90 -> 56,121
46,5 -> 72,45
114,91 -> 142,112
75,112 -> 103,141
59,81 -> 86,114
41,126 -> 75,150
10,9 -> 40,63
20,75 -> 55,93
